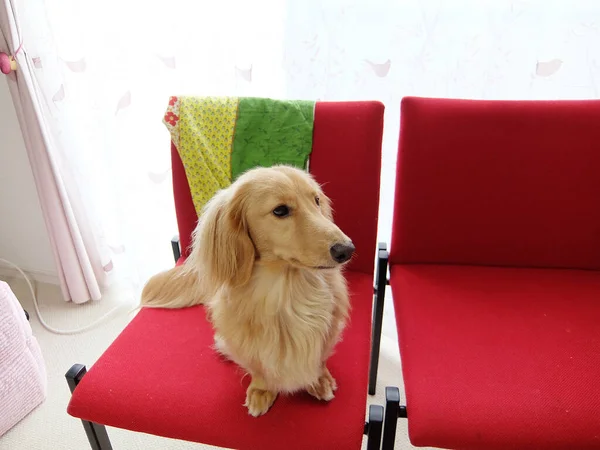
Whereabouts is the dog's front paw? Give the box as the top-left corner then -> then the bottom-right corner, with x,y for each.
245,385 -> 277,417
307,368 -> 337,401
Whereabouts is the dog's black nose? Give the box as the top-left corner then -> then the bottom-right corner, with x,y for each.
330,242 -> 355,263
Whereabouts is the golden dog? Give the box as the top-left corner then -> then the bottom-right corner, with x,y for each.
141,165 -> 355,416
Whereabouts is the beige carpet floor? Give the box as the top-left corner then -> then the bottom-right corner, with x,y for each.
0,276 -> 434,450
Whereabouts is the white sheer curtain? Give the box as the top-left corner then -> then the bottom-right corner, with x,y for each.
9,0 -> 600,302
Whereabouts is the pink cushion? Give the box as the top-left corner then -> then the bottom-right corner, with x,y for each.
391,264 -> 600,450
0,282 -> 46,436
68,272 -> 374,450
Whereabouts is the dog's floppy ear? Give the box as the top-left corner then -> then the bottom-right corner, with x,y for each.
190,185 -> 255,288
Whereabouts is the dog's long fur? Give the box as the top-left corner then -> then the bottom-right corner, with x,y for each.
141,165 -> 353,416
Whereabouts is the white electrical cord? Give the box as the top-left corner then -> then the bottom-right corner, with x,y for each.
0,258 -> 125,335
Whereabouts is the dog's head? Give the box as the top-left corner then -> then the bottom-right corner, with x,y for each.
191,165 -> 354,287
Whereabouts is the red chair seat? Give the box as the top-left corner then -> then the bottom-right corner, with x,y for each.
391,264 -> 600,450
67,271 -> 374,450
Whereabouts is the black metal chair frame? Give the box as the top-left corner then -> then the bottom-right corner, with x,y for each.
367,242 -> 408,450
65,237 -> 399,450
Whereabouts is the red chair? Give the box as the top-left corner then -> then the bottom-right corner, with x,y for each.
379,97 -> 600,449
65,101 -> 388,450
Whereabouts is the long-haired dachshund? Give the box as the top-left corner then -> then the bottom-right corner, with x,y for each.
141,165 -> 355,416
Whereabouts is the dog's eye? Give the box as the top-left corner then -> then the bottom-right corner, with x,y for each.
272,205 -> 290,217
315,196 -> 320,206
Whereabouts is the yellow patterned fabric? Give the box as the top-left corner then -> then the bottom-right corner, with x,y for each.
163,96 -> 238,216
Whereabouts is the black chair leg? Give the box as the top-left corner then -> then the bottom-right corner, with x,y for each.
382,387 -> 401,450
369,242 -> 389,395
364,404 -> 384,450
66,364 -> 114,450
171,235 -> 181,262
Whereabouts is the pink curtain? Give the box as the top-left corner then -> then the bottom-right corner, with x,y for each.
1,0 -> 103,303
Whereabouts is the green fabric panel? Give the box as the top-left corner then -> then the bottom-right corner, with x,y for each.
231,98 -> 315,180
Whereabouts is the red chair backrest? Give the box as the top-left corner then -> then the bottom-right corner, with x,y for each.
390,96 -> 600,271
172,101 -> 385,275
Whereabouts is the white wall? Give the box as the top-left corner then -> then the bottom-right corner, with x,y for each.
0,76 -> 57,282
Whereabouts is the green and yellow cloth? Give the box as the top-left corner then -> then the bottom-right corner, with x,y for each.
163,96 -> 315,216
